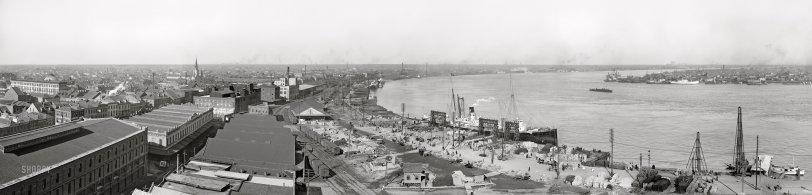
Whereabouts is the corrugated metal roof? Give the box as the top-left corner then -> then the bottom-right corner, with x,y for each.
165,174 -> 230,191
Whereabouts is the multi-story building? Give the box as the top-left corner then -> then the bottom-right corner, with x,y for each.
134,114 -> 295,195
54,107 -> 84,125
124,104 -> 213,149
193,85 -> 260,119
248,103 -> 278,115
142,96 -> 171,109
0,118 -> 148,195
123,104 -> 215,178
10,80 -> 69,96
259,85 -> 280,103
279,85 -> 299,101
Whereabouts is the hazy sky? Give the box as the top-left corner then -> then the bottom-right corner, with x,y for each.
1,0 -> 811,65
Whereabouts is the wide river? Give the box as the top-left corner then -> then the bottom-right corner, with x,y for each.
375,70 -> 811,170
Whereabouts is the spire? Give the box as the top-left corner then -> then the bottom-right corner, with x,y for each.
194,57 -> 202,78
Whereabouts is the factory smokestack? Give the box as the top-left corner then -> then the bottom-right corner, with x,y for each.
285,66 -> 290,85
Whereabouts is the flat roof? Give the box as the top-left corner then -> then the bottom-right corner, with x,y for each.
0,119 -> 143,187
0,124 -> 82,152
197,114 -> 295,172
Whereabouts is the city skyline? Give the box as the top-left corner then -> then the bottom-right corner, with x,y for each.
2,0 -> 811,65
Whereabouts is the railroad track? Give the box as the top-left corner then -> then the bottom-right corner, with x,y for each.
299,131 -> 377,195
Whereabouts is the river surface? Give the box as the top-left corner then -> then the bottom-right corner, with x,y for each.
375,70 -> 812,170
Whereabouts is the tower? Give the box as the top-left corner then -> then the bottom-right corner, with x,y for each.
194,57 -> 202,78
733,107 -> 748,175
285,66 -> 290,86
687,132 -> 708,175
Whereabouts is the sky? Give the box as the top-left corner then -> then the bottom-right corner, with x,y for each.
1,0 -> 811,65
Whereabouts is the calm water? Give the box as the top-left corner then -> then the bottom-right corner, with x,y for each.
376,71 -> 812,170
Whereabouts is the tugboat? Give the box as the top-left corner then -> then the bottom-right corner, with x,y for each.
589,88 -> 613,93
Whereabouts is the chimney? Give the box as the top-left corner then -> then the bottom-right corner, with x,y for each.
469,106 -> 475,114
285,67 -> 291,86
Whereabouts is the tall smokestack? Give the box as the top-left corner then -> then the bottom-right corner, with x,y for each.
285,66 -> 290,86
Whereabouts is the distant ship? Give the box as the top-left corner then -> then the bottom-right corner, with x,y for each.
671,79 -> 700,85
589,88 -> 612,93
646,79 -> 670,84
604,71 -> 621,82
746,80 -> 767,85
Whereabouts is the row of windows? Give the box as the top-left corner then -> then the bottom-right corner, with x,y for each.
12,82 -> 60,88
167,113 -> 211,146
2,134 -> 148,195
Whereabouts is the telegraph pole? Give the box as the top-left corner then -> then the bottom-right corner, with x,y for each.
755,136 -> 759,190
648,150 -> 651,168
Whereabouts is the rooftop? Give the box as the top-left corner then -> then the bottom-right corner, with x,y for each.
125,104 -> 211,133
10,80 -> 68,84
197,114 -> 295,173
403,163 -> 430,173
0,119 -> 144,188
288,97 -> 327,117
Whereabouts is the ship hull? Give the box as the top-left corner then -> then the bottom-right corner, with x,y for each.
589,89 -> 613,93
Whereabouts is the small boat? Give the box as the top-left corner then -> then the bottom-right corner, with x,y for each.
772,166 -> 805,176
672,79 -> 700,85
589,88 -> 612,93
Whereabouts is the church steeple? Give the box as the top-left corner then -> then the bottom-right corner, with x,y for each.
194,57 -> 201,78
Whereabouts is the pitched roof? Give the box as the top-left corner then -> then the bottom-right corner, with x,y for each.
288,98 -> 326,117
125,104 -> 210,133
82,91 -> 100,99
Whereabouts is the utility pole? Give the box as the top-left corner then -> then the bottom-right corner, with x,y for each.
648,150 -> 651,168
500,122 -> 505,161
610,128 -> 614,176
401,103 -> 405,135
755,136 -> 759,190
491,146 -> 495,164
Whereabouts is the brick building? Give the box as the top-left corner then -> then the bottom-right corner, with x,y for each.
193,85 -> 260,119
0,119 -> 148,195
